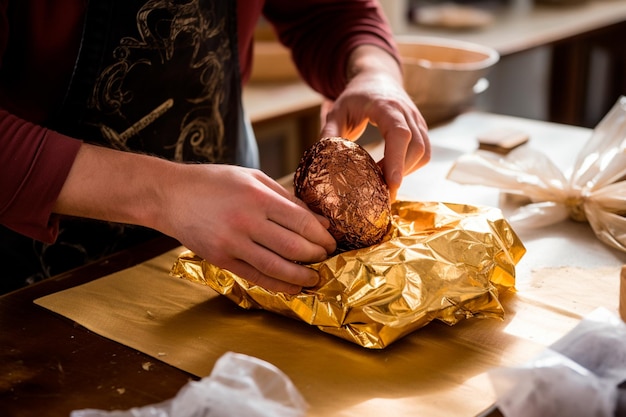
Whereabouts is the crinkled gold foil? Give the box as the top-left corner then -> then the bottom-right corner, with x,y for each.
294,137 -> 392,251
171,201 -> 525,349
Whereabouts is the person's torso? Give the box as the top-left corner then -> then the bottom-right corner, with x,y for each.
0,0 -> 263,293
0,0 -> 264,156
54,0 -> 244,163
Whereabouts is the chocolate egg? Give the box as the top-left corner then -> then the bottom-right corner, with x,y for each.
294,137 -> 392,252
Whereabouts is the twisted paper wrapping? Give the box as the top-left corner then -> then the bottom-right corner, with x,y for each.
171,201 -> 525,349
447,96 -> 626,253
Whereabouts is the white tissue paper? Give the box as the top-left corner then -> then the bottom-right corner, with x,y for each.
488,307 -> 626,417
447,96 -> 626,253
70,351 -> 308,417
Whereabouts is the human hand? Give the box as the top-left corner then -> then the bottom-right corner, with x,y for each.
53,144 -> 335,294
158,164 -> 337,294
320,45 -> 431,201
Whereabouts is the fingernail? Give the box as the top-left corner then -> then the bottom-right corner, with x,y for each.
286,285 -> 302,295
392,170 -> 403,187
306,271 -> 320,287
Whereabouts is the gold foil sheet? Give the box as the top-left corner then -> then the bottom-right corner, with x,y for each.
171,200 -> 526,349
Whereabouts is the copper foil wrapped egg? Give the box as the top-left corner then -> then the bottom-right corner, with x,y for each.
294,137 -> 392,252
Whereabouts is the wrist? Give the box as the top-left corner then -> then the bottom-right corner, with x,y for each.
346,44 -> 403,84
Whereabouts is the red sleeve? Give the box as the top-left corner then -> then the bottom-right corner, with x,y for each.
0,1 -> 85,243
262,0 -> 399,100
0,111 -> 82,243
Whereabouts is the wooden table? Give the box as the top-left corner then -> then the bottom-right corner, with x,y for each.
242,0 -> 626,177
386,0 -> 626,127
391,0 -> 626,57
2,111 -> 625,417
0,236 -> 187,417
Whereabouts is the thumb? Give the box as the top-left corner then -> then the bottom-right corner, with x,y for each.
319,99 -> 337,138
321,113 -> 369,141
319,99 -> 369,141
320,116 -> 341,139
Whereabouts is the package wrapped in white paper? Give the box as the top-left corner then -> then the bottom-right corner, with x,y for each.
447,96 -> 626,252
488,308 -> 626,417
71,352 -> 308,417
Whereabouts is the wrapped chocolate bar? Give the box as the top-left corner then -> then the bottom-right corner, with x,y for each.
171,201 -> 525,349
447,96 -> 626,253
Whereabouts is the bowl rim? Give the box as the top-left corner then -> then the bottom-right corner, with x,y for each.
395,35 -> 500,70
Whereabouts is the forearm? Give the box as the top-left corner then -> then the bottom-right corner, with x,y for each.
52,143 -> 175,232
53,142 -> 338,294
266,0 -> 397,99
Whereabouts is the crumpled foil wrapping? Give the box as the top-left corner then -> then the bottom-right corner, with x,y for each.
171,201 -> 525,349
447,95 -> 626,253
294,137 -> 392,251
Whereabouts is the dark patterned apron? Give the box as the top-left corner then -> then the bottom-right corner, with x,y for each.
1,0 -> 258,293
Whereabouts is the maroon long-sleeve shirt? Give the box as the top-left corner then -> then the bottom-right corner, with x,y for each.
0,0 -> 397,243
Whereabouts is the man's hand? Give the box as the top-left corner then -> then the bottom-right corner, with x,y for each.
159,164 -> 337,294
321,44 -> 431,200
54,144 -> 336,294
